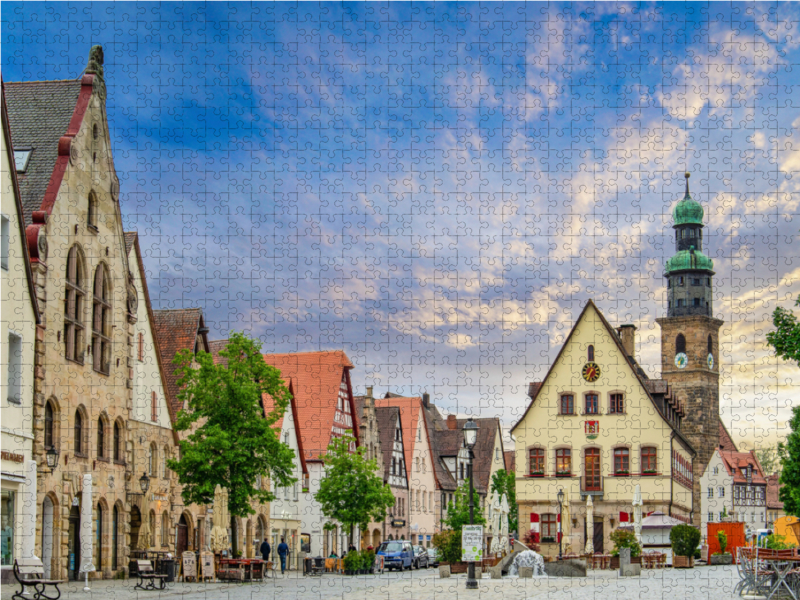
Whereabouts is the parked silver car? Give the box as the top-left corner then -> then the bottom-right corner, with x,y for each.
412,545 -> 429,569
426,547 -> 440,567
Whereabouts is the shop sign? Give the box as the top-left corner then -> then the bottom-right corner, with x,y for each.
462,525 -> 483,562
391,519 -> 406,528
1,451 -> 24,463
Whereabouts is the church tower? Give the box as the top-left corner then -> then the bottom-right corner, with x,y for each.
656,173 -> 723,525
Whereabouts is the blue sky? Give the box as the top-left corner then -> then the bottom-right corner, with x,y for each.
4,2 -> 800,448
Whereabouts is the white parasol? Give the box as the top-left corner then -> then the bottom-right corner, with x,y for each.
79,474 -> 95,590
632,484 -> 643,545
21,461 -> 37,559
209,485 -> 229,553
585,494 -> 594,555
137,490 -> 151,551
561,488 -> 572,553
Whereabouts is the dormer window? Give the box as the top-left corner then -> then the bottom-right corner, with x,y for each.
13,149 -> 32,173
588,345 -> 594,361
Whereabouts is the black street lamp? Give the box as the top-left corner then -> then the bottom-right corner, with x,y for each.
557,488 -> 564,560
463,418 -> 479,590
139,472 -> 150,494
45,446 -> 60,472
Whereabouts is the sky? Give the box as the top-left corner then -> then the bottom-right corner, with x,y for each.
3,1 -> 800,450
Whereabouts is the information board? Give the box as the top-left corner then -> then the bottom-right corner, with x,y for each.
200,551 -> 215,580
461,525 -> 484,562
182,551 -> 197,581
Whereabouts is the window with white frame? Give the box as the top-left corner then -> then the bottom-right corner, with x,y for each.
6,331 -> 22,403
719,512 -> 724,521
713,466 -> 719,475
718,487 -> 725,497
707,487 -> 713,498
708,512 -> 713,523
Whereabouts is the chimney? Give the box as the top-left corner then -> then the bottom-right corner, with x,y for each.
422,393 -> 429,407
447,415 -> 457,430
366,386 -> 373,399
617,324 -> 637,359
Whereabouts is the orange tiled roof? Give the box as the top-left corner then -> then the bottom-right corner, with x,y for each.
719,421 -> 738,452
374,396 -> 424,479
261,351 -> 355,461
152,308 -> 208,420
719,450 -> 767,485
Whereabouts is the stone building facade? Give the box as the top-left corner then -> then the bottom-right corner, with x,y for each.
354,387 -> 390,548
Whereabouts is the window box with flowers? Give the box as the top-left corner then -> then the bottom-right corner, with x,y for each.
541,536 -> 556,543
642,469 -> 658,475
614,470 -> 630,476
556,471 -> 572,477
529,471 -> 545,477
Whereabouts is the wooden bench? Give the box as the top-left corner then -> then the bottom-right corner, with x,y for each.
12,558 -> 66,600
133,560 -> 168,591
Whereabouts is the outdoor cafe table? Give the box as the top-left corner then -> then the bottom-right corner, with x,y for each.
757,552 -> 800,600
218,558 -> 266,582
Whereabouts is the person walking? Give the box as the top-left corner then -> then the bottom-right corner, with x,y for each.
259,537 -> 271,563
277,537 -> 289,574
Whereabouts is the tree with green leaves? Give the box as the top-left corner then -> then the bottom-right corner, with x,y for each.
490,469 -> 518,534
433,481 -> 487,564
766,297 -> 800,517
315,431 -> 395,548
167,333 -> 297,556
755,445 -> 782,476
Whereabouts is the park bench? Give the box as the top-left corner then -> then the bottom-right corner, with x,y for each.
133,559 -> 168,591
12,558 -> 66,600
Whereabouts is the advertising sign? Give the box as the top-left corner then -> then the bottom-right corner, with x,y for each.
182,551 -> 197,581
461,525 -> 484,562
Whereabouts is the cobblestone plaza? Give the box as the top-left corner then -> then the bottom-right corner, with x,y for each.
1,566 -> 741,600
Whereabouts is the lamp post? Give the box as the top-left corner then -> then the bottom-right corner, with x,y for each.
557,488 -> 564,560
463,418 -> 478,590
139,472 -> 150,494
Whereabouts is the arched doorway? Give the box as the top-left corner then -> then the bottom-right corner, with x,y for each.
129,506 -> 141,555
112,506 -> 119,570
95,503 -> 103,573
245,520 -> 253,558
68,505 -> 80,580
42,496 -> 54,579
372,528 -> 381,549
177,514 -> 188,557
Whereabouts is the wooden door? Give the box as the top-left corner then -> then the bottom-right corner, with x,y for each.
177,515 -> 188,558
585,449 -> 601,491
68,506 -> 80,580
593,519 -> 604,554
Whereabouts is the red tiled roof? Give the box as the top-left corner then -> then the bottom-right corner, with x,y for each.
719,450 -> 767,485
152,308 -> 209,419
766,474 -> 784,510
374,396 -> 424,479
261,351 -> 356,461
719,421 -> 738,452
504,450 -> 515,473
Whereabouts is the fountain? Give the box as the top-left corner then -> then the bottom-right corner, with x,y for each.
507,550 -> 546,577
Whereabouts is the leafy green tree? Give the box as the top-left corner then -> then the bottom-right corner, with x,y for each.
167,333 -> 296,556
490,469 -> 518,533
779,407 -> 800,517
755,445 -> 782,476
315,432 -> 395,547
766,298 -> 800,517
433,481 -> 487,563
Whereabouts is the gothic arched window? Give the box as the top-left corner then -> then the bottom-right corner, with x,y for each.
64,245 -> 86,362
74,409 -> 84,455
97,417 -> 105,458
676,334 -> 686,354
588,345 -> 594,361
92,265 -> 112,374
708,334 -> 713,354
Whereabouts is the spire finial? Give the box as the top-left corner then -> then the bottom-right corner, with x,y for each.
684,172 -> 690,197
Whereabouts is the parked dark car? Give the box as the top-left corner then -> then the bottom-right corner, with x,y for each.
377,540 -> 414,571
412,545 -> 429,569
427,547 -> 440,567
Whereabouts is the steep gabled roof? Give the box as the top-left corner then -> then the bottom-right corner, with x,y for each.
261,351 -> 357,461
152,308 -> 209,420
4,78 -> 84,224
375,406 -> 404,484
504,450 -> 515,473
719,450 -> 767,485
510,300 -> 696,456
125,232 -> 178,443
420,403 -> 458,492
375,396 -> 425,481
719,421 -> 738,452
1,81 -> 40,323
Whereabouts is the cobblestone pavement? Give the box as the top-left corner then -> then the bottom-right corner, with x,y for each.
2,565 -> 742,599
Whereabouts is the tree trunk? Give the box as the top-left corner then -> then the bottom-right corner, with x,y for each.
230,515 -> 239,558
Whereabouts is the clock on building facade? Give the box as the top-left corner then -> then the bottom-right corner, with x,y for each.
582,362 -> 601,382
674,352 -> 688,369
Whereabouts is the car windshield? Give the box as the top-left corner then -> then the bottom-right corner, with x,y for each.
379,542 -> 403,552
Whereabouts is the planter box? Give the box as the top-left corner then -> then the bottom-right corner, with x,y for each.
610,556 -> 641,569
673,555 -> 694,568
709,553 -> 732,566
448,562 -> 469,574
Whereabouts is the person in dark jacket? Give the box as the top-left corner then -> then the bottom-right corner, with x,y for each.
259,538 -> 271,563
277,538 -> 289,574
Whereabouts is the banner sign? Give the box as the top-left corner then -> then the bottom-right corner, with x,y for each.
462,525 -> 484,563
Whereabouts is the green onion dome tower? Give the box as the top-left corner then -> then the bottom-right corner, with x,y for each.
665,173 -> 715,317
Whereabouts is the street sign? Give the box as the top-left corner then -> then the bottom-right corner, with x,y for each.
461,525 -> 484,562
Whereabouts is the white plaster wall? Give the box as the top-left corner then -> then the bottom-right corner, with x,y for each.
699,450 -> 732,538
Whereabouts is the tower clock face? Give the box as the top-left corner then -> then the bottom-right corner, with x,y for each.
707,353 -> 714,370
582,362 -> 601,382
675,352 -> 688,369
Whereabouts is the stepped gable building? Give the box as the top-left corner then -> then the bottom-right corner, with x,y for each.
1,82 -> 41,584
260,351 -> 360,557
3,46 -> 162,580
375,394 -> 437,548
374,404 -> 410,544
656,173 -> 724,527
512,300 -> 696,558
152,307 -> 210,556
